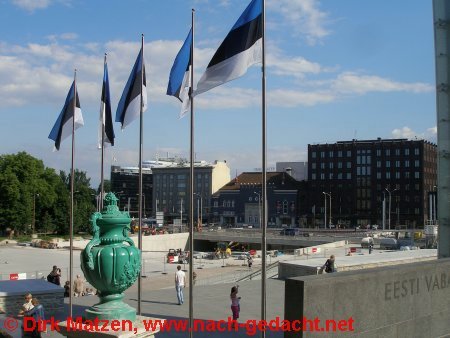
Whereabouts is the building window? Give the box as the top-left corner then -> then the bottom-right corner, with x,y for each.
386,161 -> 390,168
395,149 -> 400,156
312,163 -> 316,169
386,172 -> 391,179
329,151 -> 334,158
347,151 -> 351,157
347,173 -> 351,179
347,162 -> 351,169
385,149 -> 391,156
377,161 -> 381,168
377,172 -> 381,179
329,163 -> 334,169
329,173 -> 334,179
405,171 -> 410,179
376,149 -> 381,156
338,151 -> 343,157
321,163 -> 325,169
320,173 -> 325,180
214,201 -> 218,207
405,160 -> 410,168
231,200 -> 235,207
415,172 -> 420,179
312,152 -> 316,158
249,216 -> 253,223
404,148 -> 410,155
396,172 -> 400,179
395,160 -> 400,168
415,208 -> 420,215
338,162 -> 343,169
320,151 -> 325,158
223,201 -> 226,207
415,148 -> 420,155
338,173 -> 342,179
312,173 -> 316,180
283,200 -> 288,214
415,160 -> 420,167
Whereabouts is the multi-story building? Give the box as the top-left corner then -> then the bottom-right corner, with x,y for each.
307,138 -> 437,228
151,160 -> 230,223
276,162 -> 308,181
110,159 -> 180,217
211,171 -> 301,227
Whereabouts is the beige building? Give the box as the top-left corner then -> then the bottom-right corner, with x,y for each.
152,160 -> 230,223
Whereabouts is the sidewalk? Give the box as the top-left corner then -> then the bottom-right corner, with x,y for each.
38,278 -> 285,338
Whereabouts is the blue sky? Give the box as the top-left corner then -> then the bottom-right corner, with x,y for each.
0,0 -> 436,187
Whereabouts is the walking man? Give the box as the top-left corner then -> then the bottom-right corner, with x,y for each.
175,265 -> 186,305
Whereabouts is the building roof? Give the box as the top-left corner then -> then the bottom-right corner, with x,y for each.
216,171 -> 299,192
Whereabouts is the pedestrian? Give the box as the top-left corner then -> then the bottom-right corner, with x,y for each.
247,256 -> 253,269
47,266 -> 61,286
24,298 -> 45,338
175,265 -> 186,305
73,275 -> 85,297
193,271 -> 197,286
369,244 -> 373,254
322,255 -> 337,273
63,281 -> 70,297
18,293 -> 33,316
230,285 -> 241,320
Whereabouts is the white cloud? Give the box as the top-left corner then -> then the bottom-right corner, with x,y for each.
268,0 -> 330,44
0,38 -> 434,112
391,126 -> 437,141
331,72 -> 433,95
12,0 -> 52,11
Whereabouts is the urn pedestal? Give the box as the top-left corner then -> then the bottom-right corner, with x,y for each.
81,192 -> 141,321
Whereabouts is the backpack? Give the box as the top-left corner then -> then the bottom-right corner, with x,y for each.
47,273 -> 55,283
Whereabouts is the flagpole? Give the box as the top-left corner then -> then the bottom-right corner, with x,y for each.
189,9 -> 195,338
138,34 -> 144,316
260,0 -> 267,337
100,53 -> 107,211
69,69 -> 76,318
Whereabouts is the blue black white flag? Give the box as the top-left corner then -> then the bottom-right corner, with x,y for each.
195,0 -> 262,95
167,28 -> 192,119
116,47 -> 147,129
48,81 -> 84,151
98,59 -> 115,147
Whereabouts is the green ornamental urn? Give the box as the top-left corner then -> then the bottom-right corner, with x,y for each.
81,192 -> 141,321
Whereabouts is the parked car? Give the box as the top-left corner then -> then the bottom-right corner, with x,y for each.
361,237 -> 374,248
380,238 -> 398,250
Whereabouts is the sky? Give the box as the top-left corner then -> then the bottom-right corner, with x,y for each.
0,0 -> 437,188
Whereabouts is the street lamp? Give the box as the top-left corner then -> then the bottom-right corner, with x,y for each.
322,192 -> 331,228
32,193 -> 40,234
136,193 -> 146,217
385,187 -> 399,230
254,192 -> 262,228
193,193 -> 203,227
382,191 -> 386,230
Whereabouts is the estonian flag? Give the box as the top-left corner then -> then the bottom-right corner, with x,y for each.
116,47 -> 147,129
167,28 -> 192,119
48,81 -> 84,151
98,60 -> 115,147
195,0 -> 262,95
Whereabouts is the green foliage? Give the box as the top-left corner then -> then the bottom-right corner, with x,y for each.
0,152 -> 96,236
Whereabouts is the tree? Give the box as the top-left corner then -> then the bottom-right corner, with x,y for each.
61,169 -> 96,233
0,152 -> 61,235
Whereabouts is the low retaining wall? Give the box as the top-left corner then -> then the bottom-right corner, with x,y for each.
0,279 -> 64,318
285,258 -> 450,337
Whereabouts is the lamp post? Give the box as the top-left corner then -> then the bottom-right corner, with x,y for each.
254,192 -> 262,228
382,191 -> 386,230
385,187 -> 399,230
323,192 -> 331,228
32,193 -> 40,234
194,193 -> 203,226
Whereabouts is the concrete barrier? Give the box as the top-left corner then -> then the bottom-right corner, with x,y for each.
284,258 -> 450,337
